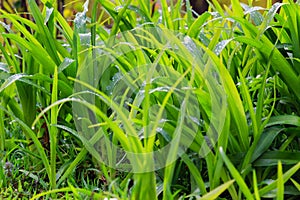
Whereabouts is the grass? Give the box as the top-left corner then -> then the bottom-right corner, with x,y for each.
0,0 -> 300,199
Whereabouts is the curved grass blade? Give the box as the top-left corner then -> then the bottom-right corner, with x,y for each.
200,180 -> 235,200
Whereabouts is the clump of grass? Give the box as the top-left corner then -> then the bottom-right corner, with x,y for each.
0,0 -> 300,199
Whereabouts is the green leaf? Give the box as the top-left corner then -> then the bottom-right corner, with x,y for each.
219,147 -> 254,200
200,180 -> 235,200
251,127 -> 283,162
231,0 -> 244,18
291,179 -> 300,191
254,151 -> 300,166
187,12 -> 211,38
253,170 -> 261,200
28,0 -> 61,65
0,74 -> 27,93
277,161 -> 284,200
259,162 -> 300,196
266,115 -> 300,127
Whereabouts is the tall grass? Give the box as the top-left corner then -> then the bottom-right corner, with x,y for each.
0,0 -> 299,199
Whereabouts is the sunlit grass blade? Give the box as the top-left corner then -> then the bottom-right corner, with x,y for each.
200,180 -> 235,200
291,179 -> 300,191
187,12 -> 211,38
253,170 -> 261,200
1,33 -> 56,73
231,0 -> 244,18
160,0 -> 174,29
277,161 -> 284,200
109,0 -> 133,36
136,0 -> 151,19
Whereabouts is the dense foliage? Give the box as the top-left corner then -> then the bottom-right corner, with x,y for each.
0,0 -> 300,199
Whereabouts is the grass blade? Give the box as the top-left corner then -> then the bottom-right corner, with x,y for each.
277,161 -> 284,200
259,162 -> 300,196
253,170 -> 261,200
0,106 -> 51,182
50,66 -> 58,190
200,180 -> 235,200
291,179 -> 300,191
219,147 -> 254,200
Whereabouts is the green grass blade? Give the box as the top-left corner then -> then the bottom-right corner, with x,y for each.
54,10 -> 73,44
291,179 -> 300,191
266,115 -> 300,127
50,66 -> 58,190
110,0 -> 133,36
259,162 -> 300,196
0,74 -> 28,93
251,127 -> 283,162
0,106 -> 51,182
231,0 -> 244,18
137,0 -> 151,19
253,170 -> 261,200
54,124 -> 108,186
181,153 -> 207,195
1,33 -> 56,74
253,151 -> 300,166
277,161 -> 284,200
200,180 -> 235,200
160,0 -> 174,29
199,44 -> 249,151
0,102 -> 5,151
282,3 -> 300,74
238,68 -> 258,139
28,0 -> 61,65
187,12 -> 211,39
219,147 -> 254,200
